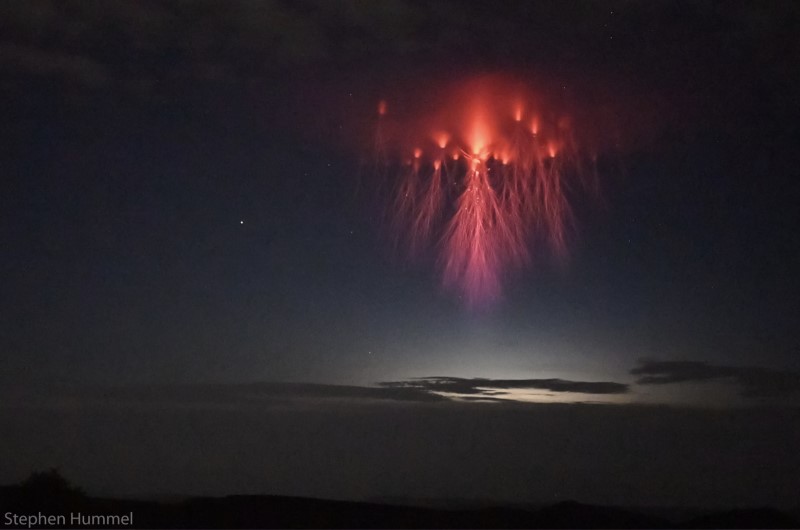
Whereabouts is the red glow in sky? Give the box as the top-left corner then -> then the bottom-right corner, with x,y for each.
374,76 -> 595,308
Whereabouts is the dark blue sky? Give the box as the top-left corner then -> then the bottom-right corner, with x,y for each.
1,0 -> 798,404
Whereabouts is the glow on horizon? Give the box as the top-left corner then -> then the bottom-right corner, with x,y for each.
431,388 -> 631,405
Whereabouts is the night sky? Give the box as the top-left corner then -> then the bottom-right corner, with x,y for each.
1,0 -> 799,507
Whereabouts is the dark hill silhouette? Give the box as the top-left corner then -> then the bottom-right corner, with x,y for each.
0,491 -> 669,528
535,500 -> 671,528
1,472 -> 798,529
680,507 -> 800,529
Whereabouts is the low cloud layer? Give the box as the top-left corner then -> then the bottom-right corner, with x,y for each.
0,381 -> 447,409
2,376 -> 632,410
632,360 -> 800,399
380,377 -> 630,400
6,365 -> 798,412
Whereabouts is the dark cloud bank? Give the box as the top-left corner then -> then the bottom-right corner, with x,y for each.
0,375 -> 626,410
5,359 -> 798,410
2,1 -> 797,94
381,376 -> 629,397
633,360 -> 800,399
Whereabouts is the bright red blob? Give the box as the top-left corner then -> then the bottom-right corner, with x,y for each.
373,76 -> 596,309
434,132 -> 450,149
514,102 -> 523,122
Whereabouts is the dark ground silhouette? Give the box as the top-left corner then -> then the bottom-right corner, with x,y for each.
1,471 -> 799,529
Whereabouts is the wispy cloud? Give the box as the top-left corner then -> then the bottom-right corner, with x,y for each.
2,376 -> 633,410
379,376 -> 630,402
632,360 -> 800,399
0,381 -> 449,410
3,1 -> 791,92
0,0 -> 428,89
